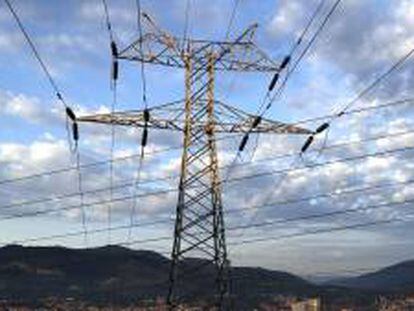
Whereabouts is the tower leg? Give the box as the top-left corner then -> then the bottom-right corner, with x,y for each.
167,52 -> 229,310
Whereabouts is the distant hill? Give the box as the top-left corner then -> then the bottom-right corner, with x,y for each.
4,245 -> 408,308
0,245 -> 316,308
327,260 -> 414,292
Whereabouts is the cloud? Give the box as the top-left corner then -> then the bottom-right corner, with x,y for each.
0,32 -> 23,52
2,0 -> 414,274
267,0 -> 309,38
0,90 -> 64,126
265,0 -> 414,114
313,0 -> 414,98
222,102 -> 414,238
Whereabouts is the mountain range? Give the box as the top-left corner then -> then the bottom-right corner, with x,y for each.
327,260 -> 414,292
0,245 -> 412,309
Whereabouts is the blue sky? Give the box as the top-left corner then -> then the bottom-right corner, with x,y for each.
1,0 -> 414,278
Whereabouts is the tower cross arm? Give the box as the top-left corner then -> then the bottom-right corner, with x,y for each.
76,100 -> 312,135
119,38 -> 280,72
214,101 -> 313,134
118,20 -> 280,72
76,110 -> 184,131
215,117 -> 312,134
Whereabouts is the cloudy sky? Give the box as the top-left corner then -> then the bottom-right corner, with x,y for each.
0,0 -> 414,278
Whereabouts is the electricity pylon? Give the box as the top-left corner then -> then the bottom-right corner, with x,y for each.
77,13 -> 311,310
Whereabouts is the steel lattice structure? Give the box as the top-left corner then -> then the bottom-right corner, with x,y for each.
77,13 -> 311,310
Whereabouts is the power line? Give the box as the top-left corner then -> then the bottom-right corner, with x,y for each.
106,200 -> 414,251
334,48 -> 414,118
8,178 -> 414,247
3,0 -> 69,109
1,145 -> 412,224
2,166 -> 413,232
296,46 -> 414,157
3,0 -> 89,244
0,127 -> 410,211
0,101 -> 412,214
294,97 -> 414,127
228,91 -> 412,243
0,143 -> 184,186
0,97 -> 410,188
240,0 -> 341,180
0,132 -> 240,186
224,0 -> 242,40
243,0 -> 326,163
7,2 -> 413,300
127,155 -> 144,242
127,0 -> 149,242
228,94 -> 412,193
228,145 -> 414,186
253,0 -> 340,129
3,0 -> 78,153
289,0 -> 326,57
225,121 -> 412,246
0,111 -> 409,235
101,0 -> 119,244
135,0 -> 147,109
244,0 -> 337,168
108,89 -> 117,243
229,211 -> 414,246
102,0 -> 114,42
228,197 -> 414,232
240,0 -> 341,164
266,0 -> 342,112
0,177 -> 156,212
91,235 -> 173,249
250,97 -> 413,174
224,0 -> 342,226
1,128 -> 413,212
8,218 -> 171,246
0,190 -> 176,224
75,150 -> 88,244
257,0 -> 327,114
296,44 -> 414,163
225,178 -> 414,222
2,158 -> 412,231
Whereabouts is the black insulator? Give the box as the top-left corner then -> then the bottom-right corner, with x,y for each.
279,55 -> 291,70
143,109 -> 150,123
141,127 -> 148,147
238,134 -> 249,152
301,135 -> 314,153
315,122 -> 330,134
110,41 -> 118,58
56,92 -> 63,101
112,60 -> 119,81
72,122 -> 79,141
268,73 -> 279,91
252,116 -> 262,128
65,107 -> 76,121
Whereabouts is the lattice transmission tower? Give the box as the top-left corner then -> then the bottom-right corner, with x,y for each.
76,13 -> 311,310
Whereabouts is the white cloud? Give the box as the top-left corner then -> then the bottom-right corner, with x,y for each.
0,32 -> 22,52
267,0 -> 304,37
0,90 -> 63,126
0,143 -> 26,163
1,0 -> 414,274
